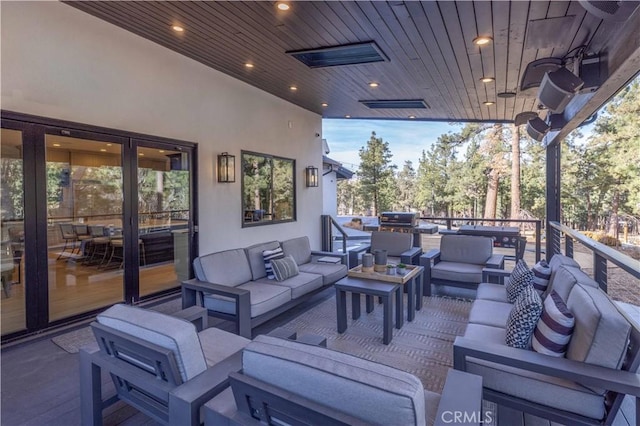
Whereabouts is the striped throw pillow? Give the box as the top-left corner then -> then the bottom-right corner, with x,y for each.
263,247 -> 284,280
271,255 -> 299,282
506,260 -> 533,303
532,290 -> 575,357
531,259 -> 552,295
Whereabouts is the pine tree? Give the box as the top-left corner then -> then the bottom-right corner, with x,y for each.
357,132 -> 397,215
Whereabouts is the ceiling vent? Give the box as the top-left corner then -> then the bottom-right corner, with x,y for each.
579,1 -> 640,22
287,41 -> 389,68
520,58 -> 564,93
359,99 -> 429,109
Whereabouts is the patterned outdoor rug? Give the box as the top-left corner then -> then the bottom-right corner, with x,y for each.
280,295 -> 472,394
51,297 -> 183,353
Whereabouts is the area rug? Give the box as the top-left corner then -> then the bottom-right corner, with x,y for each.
51,297 -> 183,353
280,295 -> 472,395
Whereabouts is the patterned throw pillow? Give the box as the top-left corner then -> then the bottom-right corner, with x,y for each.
262,247 -> 284,280
271,255 -> 299,282
531,259 -> 552,295
506,285 -> 543,349
532,290 -> 575,357
506,260 -> 533,303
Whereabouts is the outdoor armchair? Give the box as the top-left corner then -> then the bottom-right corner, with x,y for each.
348,230 -> 422,268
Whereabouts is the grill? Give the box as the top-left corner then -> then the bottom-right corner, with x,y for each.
379,212 -> 418,230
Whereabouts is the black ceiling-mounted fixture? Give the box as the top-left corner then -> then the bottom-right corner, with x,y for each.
538,67 -> 584,113
359,99 -> 429,109
579,0 -> 640,22
287,41 -> 389,68
520,57 -> 564,93
526,117 -> 550,141
514,111 -> 539,126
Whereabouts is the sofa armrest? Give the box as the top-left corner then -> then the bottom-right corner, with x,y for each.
310,250 -> 348,265
453,337 -> 640,397
435,369 -> 483,426
485,254 -> 504,269
400,246 -> 423,265
348,244 -> 371,268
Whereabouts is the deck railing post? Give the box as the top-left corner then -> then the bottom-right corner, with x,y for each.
594,252 -> 608,293
320,215 -> 331,252
535,221 -> 541,263
565,236 -> 574,259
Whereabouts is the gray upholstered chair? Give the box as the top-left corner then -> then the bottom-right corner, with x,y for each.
205,335 -> 483,426
420,234 -> 504,296
348,230 -> 422,268
80,303 -> 250,426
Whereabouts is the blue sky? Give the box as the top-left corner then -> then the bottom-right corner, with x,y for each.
322,119 -> 463,171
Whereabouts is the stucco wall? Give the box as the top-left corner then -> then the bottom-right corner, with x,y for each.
1,1 -> 324,254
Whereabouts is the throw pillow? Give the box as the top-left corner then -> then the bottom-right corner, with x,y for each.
531,259 -> 552,295
262,247 -> 284,280
532,290 -> 575,357
506,285 -> 543,349
271,255 -> 299,282
506,260 -> 533,303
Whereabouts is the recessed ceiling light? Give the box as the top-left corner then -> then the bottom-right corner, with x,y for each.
245,63 -> 254,69
480,77 -> 495,83
408,115 -> 416,119
106,144 -> 112,146
277,2 -> 290,11
172,25 -> 184,33
321,103 -> 328,107
100,149 -> 107,152
473,36 -> 492,46
289,86 -> 297,91
139,153 -> 145,156
369,82 -> 379,88
483,101 -> 495,106
345,115 -> 351,118
159,150 -> 165,153
53,143 -> 61,147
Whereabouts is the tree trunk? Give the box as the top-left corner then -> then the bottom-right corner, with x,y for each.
484,169 -> 499,225
607,188 -> 620,241
586,194 -> 593,230
510,124 -> 521,227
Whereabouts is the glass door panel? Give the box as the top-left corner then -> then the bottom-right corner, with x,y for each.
137,146 -> 191,296
46,135 -> 124,321
1,128 -> 26,334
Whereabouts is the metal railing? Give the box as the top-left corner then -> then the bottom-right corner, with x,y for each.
321,215 -> 348,255
548,221 -> 640,293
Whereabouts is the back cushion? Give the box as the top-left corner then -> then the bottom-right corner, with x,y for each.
243,335 -> 426,426
440,235 -> 493,265
548,265 -> 599,303
245,241 -> 280,280
371,232 -> 412,257
97,304 -> 207,382
281,236 -> 312,265
194,248 -> 252,286
566,284 -> 631,369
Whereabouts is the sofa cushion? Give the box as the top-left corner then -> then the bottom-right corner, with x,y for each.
468,299 -> 512,328
194,249 -> 252,286
280,236 -> 312,265
371,231 -> 413,257
531,259 -> 552,295
476,283 -> 508,303
204,281 -> 291,318
505,285 -> 543,349
506,260 -> 532,303
545,254 -> 581,298
532,290 -> 575,357
439,235 -> 493,265
298,262 -> 347,286
198,327 -> 251,367
255,272 -> 322,299
431,261 -> 484,283
262,247 -> 284,280
549,265 -> 599,303
271,255 -> 299,282
242,335 -> 427,426
97,304 -> 206,382
566,283 -> 631,370
245,241 -> 281,281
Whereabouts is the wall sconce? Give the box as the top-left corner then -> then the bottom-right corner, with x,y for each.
305,166 -> 319,187
217,152 -> 235,183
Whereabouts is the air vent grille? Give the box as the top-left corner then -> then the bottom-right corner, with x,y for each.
359,99 -> 429,109
287,42 -> 388,68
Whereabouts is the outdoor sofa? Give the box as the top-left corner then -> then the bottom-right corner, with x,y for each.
182,236 -> 347,338
454,254 -> 640,425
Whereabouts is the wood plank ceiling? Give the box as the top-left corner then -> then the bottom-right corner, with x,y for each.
65,1 -> 637,123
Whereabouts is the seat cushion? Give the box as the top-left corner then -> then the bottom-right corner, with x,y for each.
97,304 -> 207,381
439,235 -> 493,265
476,283 -> 508,303
198,327 -> 250,367
194,248 -> 252,286
242,335 -> 427,426
245,241 -> 280,280
254,272 -> 322,299
280,236 -> 312,265
431,261 -> 484,283
532,290 -> 575,357
468,299 -> 512,328
298,262 -> 348,285
371,231 -> 413,257
271,255 -> 299,282
204,281 -> 291,318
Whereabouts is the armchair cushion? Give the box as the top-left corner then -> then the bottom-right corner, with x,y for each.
245,241 -> 280,280
370,231 -> 413,257
271,255 -> 299,282
204,281 -> 291,318
505,285 -> 543,349
242,335 -> 427,426
439,235 -> 493,265
194,248 -> 251,286
97,304 -> 206,382
280,236 -> 312,265
532,290 -> 575,357
431,261 -> 484,283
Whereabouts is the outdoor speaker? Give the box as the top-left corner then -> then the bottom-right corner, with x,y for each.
526,117 -> 550,141
538,67 -> 584,113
